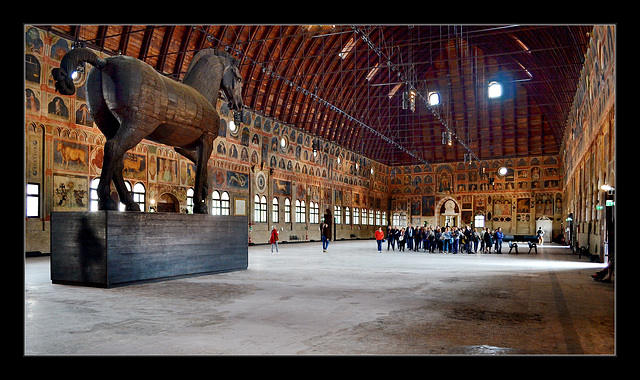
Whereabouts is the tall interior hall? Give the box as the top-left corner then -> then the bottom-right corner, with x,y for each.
24,25 -> 616,355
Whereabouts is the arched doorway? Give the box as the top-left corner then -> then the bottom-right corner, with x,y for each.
157,192 -> 180,213
436,197 -> 460,227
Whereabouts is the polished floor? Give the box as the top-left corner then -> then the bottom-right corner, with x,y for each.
25,241 -> 614,355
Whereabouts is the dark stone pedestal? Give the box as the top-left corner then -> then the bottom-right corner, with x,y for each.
50,211 -> 248,288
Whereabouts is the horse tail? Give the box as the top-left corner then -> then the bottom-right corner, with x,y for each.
52,48 -> 107,96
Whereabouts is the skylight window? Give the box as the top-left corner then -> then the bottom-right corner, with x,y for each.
388,82 -> 403,99
366,63 -> 380,81
339,37 -> 356,59
428,91 -> 440,106
512,35 -> 531,54
488,81 -> 502,99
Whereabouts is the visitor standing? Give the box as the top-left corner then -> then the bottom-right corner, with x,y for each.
472,228 -> 481,253
406,224 -> 414,251
443,227 -> 452,253
494,227 -> 504,254
269,226 -> 279,254
484,228 -> 493,253
398,228 -> 406,251
386,225 -> 396,251
452,226 -> 460,254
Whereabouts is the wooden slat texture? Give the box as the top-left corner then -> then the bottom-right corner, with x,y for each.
51,211 -> 248,288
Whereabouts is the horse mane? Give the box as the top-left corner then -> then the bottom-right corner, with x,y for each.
182,48 -> 238,106
208,49 -> 239,67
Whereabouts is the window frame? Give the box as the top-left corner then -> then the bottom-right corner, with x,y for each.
132,182 -> 146,212
26,182 -> 40,218
284,197 -> 291,223
295,199 -> 306,223
309,201 -> 319,224
272,197 -> 280,223
254,195 -> 267,223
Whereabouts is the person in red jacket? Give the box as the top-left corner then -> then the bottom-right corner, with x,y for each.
269,226 -> 279,254
375,227 -> 385,253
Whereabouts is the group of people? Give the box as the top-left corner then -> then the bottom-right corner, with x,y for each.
375,224 -> 505,254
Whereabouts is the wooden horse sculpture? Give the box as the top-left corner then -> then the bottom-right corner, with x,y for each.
52,48 -> 243,213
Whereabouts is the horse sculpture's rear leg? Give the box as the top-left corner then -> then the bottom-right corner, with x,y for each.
98,121 -> 146,211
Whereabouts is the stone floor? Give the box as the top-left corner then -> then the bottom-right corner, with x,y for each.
24,241 -> 615,355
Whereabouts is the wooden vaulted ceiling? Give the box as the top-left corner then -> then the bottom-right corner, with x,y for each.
45,24 -> 593,166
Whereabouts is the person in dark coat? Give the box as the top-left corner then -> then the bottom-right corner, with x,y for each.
321,223 -> 330,253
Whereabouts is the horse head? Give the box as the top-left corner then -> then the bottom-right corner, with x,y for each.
220,59 -> 244,111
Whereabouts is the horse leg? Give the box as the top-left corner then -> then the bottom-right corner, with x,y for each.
97,121 -> 145,211
112,159 -> 140,211
192,133 -> 214,214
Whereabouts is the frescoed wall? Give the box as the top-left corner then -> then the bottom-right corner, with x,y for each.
388,156 -> 564,236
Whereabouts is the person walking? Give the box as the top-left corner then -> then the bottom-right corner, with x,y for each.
375,227 -> 385,253
536,227 -> 545,245
269,226 -> 279,254
321,223 -> 330,252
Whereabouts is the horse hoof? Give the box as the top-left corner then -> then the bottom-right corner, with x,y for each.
194,204 -> 208,214
98,198 -> 118,210
125,203 -> 141,212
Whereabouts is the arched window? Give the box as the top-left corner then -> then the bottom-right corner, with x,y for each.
361,208 -> 367,225
221,191 -> 230,215
254,195 -> 267,222
272,197 -> 279,223
132,182 -> 146,211
474,214 -> 485,228
344,206 -> 351,225
309,201 -> 319,224
392,212 -> 400,226
375,210 -> 381,226
212,190 -> 221,215
186,188 -> 194,214
353,207 -> 360,225
284,198 -> 291,223
334,205 -> 342,224
89,177 -> 100,212
295,199 -> 306,223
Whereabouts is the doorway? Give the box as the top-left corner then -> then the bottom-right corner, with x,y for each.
157,192 -> 180,213
442,215 -> 457,227
439,198 -> 459,227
